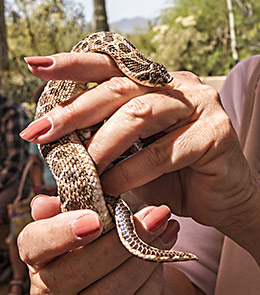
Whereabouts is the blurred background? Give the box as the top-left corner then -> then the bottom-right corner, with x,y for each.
0,0 -> 260,107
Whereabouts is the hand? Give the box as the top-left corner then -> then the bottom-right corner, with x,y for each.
21,53 -> 260,262
18,195 -> 178,294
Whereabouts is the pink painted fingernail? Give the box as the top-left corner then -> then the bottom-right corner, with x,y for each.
160,220 -> 180,244
20,117 -> 52,141
73,214 -> 102,238
24,56 -> 54,67
143,205 -> 171,232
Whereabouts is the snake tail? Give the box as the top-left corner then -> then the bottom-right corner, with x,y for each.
106,196 -> 198,263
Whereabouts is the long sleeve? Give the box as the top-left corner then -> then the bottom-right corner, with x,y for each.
0,98 -> 29,190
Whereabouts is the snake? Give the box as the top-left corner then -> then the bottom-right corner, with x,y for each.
35,31 -> 197,262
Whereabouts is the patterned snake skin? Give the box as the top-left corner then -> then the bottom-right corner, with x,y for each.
36,31 -> 197,262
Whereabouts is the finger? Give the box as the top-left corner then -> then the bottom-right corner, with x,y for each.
88,73 -> 219,175
31,195 -> 61,220
28,205 -> 176,294
88,89 -> 193,173
18,210 -> 102,268
134,206 -> 179,247
20,70 -> 200,146
24,54 -> 198,85
135,265 -> 163,295
25,52 -> 123,83
20,77 -> 151,144
80,218 -> 177,295
101,113 -> 225,196
80,259 -> 163,295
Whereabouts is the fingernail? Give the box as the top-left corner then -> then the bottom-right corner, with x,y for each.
24,56 -> 54,67
73,213 -> 102,238
30,195 -> 44,208
30,195 -> 57,208
20,117 -> 52,141
143,205 -> 171,232
160,220 -> 180,244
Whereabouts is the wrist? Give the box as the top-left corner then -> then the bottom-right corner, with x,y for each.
218,177 -> 260,265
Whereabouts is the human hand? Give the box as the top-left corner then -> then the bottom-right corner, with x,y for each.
21,52 -> 260,258
18,195 -> 178,294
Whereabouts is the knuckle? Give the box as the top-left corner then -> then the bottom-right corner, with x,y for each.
179,71 -> 200,81
117,165 -> 132,190
30,280 -> 51,295
52,99 -> 81,131
215,113 -> 234,142
201,84 -> 219,101
17,224 -> 34,265
121,97 -> 153,120
35,265 -> 79,295
53,52 -> 77,69
145,140 -> 170,170
30,271 -> 56,295
102,76 -> 136,98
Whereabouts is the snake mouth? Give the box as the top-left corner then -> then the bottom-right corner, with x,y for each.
167,76 -> 174,84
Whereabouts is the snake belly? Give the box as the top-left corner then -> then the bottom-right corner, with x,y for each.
35,31 -> 197,262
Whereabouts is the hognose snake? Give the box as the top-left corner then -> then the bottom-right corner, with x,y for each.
36,31 -> 197,262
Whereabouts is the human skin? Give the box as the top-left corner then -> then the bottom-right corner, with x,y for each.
18,52 -> 260,293
19,195 -> 185,294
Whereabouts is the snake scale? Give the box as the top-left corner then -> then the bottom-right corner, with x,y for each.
36,31 -> 197,262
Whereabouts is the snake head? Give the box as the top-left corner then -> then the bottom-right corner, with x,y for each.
149,62 -> 173,86
136,62 -> 173,87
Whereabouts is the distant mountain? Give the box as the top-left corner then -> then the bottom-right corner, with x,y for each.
110,17 -> 150,35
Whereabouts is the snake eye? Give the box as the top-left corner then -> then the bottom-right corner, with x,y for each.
151,73 -> 157,79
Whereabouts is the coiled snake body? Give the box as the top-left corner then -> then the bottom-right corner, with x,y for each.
36,31 -> 197,262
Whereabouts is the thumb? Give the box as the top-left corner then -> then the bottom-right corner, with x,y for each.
18,209 -> 102,269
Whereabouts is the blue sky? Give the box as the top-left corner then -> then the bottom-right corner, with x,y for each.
77,0 -> 171,23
